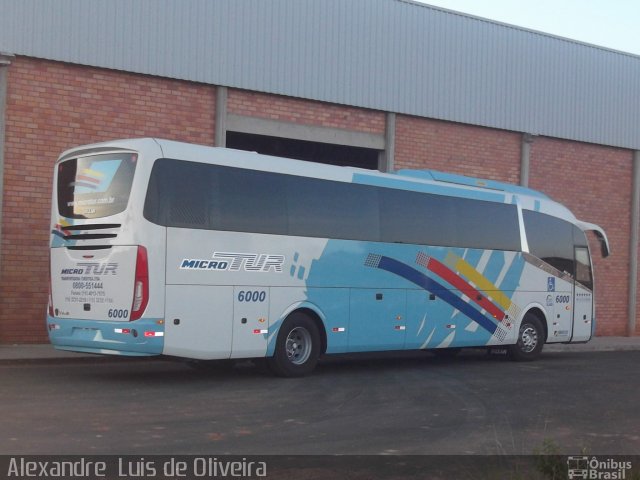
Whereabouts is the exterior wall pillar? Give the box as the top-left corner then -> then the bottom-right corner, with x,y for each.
629,150 -> 640,336
0,52 -> 14,276
215,86 -> 228,147
379,112 -> 396,172
520,133 -> 536,187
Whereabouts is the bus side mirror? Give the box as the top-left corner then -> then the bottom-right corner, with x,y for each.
594,230 -> 610,258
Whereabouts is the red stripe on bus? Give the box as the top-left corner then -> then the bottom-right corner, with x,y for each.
423,256 -> 505,321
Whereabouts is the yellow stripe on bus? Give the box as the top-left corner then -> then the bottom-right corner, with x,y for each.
444,252 -> 513,311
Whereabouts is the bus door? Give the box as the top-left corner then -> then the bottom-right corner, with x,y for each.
550,276 -> 573,341
164,228 -> 234,359
572,246 -> 594,342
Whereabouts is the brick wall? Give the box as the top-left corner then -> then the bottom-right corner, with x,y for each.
529,137 -> 634,336
395,115 -> 522,183
0,56 -> 216,343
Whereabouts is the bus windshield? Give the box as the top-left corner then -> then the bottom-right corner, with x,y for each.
57,152 -> 137,219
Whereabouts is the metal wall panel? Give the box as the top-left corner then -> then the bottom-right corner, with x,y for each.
1,0 -> 639,149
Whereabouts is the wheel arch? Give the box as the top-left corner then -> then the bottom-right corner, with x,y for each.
519,304 -> 549,343
267,305 -> 325,377
271,301 -> 328,356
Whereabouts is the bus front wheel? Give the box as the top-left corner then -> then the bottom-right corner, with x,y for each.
509,314 -> 545,361
268,313 -> 321,377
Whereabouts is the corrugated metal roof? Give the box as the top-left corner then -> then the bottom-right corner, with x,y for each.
1,0 -> 639,150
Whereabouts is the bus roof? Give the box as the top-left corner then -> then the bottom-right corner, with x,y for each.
396,169 -> 550,200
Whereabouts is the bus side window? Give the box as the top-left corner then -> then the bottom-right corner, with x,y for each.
287,177 -> 380,241
145,159 -> 212,229
523,210 -> 574,276
167,162 -> 210,229
217,168 -> 288,235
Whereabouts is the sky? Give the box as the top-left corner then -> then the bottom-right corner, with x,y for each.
416,0 -> 640,56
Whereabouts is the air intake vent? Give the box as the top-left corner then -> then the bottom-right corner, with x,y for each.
64,233 -> 117,241
62,223 -> 121,231
53,223 -> 121,244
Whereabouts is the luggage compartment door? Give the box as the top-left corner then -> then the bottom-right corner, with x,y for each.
231,287 -> 270,359
164,285 -> 233,359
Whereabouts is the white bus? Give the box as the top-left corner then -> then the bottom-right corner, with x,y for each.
48,138 -> 610,376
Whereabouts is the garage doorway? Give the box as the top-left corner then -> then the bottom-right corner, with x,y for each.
226,132 -> 380,170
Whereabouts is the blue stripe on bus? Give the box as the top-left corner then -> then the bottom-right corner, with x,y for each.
372,255 -> 498,335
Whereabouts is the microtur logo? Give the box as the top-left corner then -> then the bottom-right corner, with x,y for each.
180,252 -> 285,273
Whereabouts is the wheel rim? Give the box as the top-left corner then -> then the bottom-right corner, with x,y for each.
519,324 -> 539,353
285,327 -> 312,365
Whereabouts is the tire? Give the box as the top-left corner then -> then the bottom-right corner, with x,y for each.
509,314 -> 545,361
268,312 -> 321,377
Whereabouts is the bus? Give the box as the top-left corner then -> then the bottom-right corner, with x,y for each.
47,138 -> 610,376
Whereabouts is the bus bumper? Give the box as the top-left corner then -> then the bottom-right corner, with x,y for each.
46,316 -> 164,356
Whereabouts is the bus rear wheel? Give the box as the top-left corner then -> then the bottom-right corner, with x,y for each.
268,312 -> 321,377
509,314 -> 544,361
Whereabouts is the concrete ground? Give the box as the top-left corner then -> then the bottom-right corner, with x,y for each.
3,347 -> 640,457
1,335 -> 640,363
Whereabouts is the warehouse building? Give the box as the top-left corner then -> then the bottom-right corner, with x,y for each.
0,0 -> 639,343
